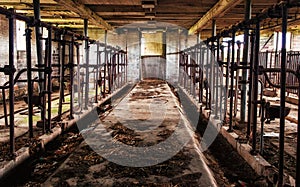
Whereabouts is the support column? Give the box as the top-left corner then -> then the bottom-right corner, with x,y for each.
84,19 -> 89,109
296,65 -> 300,187
241,0 -> 252,123
138,31 -> 142,80
95,42 -> 99,103
33,0 -> 46,131
224,41 -> 231,122
69,35 -> 74,119
251,19 -> 260,155
278,3 -> 288,186
58,34 -> 65,118
47,27 -> 52,129
25,26 -> 33,138
162,31 -> 167,80
125,30 -> 128,83
229,30 -> 236,132
103,30 -> 108,97
247,32 -> 255,137
211,19 -> 216,115
8,10 -> 15,154
215,36 -> 220,118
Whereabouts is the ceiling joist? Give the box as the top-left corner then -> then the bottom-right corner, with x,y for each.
189,0 -> 243,34
54,0 -> 112,30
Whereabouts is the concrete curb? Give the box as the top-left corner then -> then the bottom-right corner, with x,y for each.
0,84 -> 131,180
178,86 -> 296,186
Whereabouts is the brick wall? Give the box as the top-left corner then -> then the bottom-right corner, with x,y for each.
291,31 -> 300,51
0,14 -> 10,66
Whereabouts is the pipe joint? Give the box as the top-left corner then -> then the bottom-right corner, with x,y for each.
0,65 -> 16,75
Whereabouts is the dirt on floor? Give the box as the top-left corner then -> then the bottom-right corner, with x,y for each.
232,120 -> 297,181
0,80 -> 270,186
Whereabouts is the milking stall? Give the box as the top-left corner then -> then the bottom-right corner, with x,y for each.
0,0 -> 300,186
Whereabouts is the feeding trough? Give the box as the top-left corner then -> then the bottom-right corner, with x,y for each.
265,103 -> 291,124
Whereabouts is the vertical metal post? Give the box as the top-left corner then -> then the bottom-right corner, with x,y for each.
260,98 -> 265,155
296,65 -> 300,187
197,33 -> 201,44
162,31 -> 167,80
196,50 -> 198,99
241,0 -> 252,122
220,43 -> 225,117
95,42 -> 99,103
188,53 -> 191,93
211,19 -> 216,111
247,32 -> 255,137
206,43 -> 210,87
215,37 -> 220,118
139,31 -> 142,80
84,19 -> 89,109
121,53 -> 124,85
234,41 -> 241,117
3,89 -> 8,127
111,51 -> 115,92
75,43 -> 82,112
69,36 -> 74,119
278,3 -> 288,186
117,51 -> 120,88
103,30 -> 108,97
120,52 -> 123,85
43,34 -> 48,131
25,26 -> 33,138
251,19 -> 260,154
224,41 -> 231,122
47,27 -> 52,129
125,31 -> 128,83
200,44 -> 204,103
8,11 -> 15,154
58,34 -> 65,119
185,54 -> 188,89
33,0 -> 45,127
229,31 -> 236,132
108,49 -> 112,93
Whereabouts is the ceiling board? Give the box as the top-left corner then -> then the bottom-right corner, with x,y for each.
0,0 -> 297,39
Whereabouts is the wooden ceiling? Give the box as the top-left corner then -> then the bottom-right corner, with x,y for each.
0,0 -> 299,39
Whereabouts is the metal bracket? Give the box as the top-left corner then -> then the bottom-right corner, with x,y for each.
0,65 -> 16,75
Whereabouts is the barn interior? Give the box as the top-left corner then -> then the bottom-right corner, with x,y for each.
0,0 -> 299,186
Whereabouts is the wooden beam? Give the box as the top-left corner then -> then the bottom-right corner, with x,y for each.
16,9 -> 79,18
57,24 -> 99,29
83,0 -> 141,6
90,5 -> 208,13
0,0 -> 57,4
54,0 -> 112,30
98,12 -> 145,16
41,17 -> 84,23
189,0 -> 243,34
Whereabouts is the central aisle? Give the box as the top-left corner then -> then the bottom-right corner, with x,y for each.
44,79 -> 217,186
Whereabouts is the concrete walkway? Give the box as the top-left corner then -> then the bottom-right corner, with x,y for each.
44,80 -> 217,186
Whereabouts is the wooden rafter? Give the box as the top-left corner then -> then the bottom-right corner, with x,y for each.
54,0 -> 112,30
189,0 -> 243,34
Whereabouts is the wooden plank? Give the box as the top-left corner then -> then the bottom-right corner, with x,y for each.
57,24 -> 99,29
17,9 -> 79,17
41,18 -> 84,23
81,0 -> 141,5
89,5 -> 208,13
98,12 -> 145,16
54,0 -> 112,30
0,0 -> 57,4
157,0 -> 217,6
